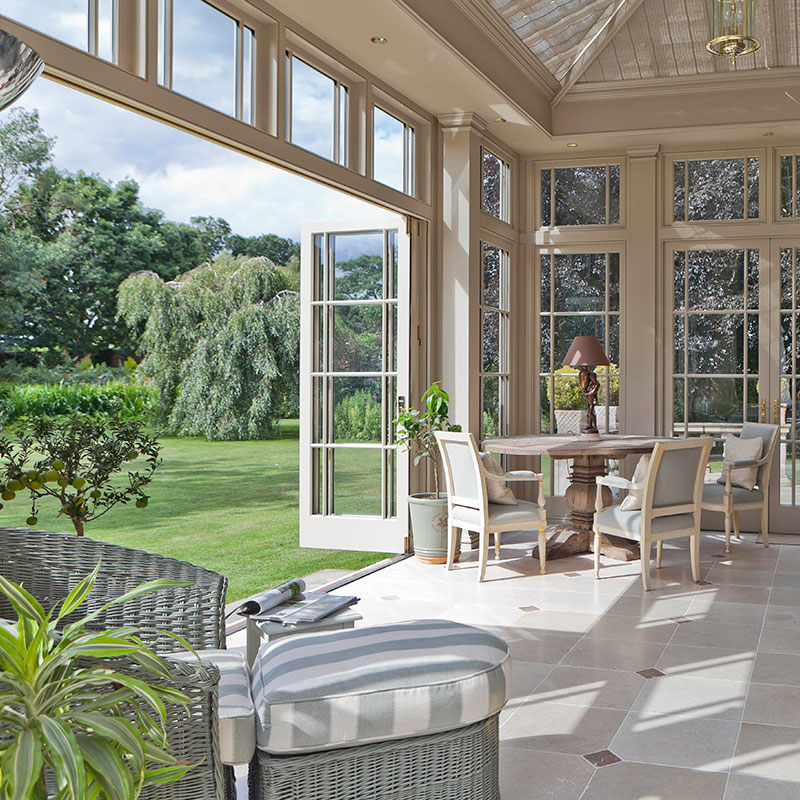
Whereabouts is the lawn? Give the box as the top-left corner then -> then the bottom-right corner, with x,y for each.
7,421 -> 392,601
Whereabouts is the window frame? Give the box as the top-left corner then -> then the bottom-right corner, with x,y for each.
774,146 -> 800,223
370,102 -> 414,196
481,146 -> 512,225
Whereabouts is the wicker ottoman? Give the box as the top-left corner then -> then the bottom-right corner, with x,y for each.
248,619 -> 510,800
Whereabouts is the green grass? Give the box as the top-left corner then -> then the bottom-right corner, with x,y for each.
5,421 -> 391,601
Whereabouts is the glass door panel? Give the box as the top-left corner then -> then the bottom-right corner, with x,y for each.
300,220 -> 409,552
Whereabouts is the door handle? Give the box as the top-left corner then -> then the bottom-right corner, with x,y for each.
760,398 -> 766,423
774,399 -> 780,426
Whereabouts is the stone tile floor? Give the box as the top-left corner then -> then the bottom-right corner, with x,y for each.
229,530 -> 800,799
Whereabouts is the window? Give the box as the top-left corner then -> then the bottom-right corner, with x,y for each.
482,148 -> 510,222
287,54 -> 348,165
672,157 -> 759,222
373,106 -> 414,195
158,0 -> 255,124
94,0 -> 115,62
779,155 -> 800,218
480,243 -> 510,440
540,164 -> 620,227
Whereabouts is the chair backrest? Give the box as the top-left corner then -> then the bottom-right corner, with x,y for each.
434,431 -> 487,512
739,422 -> 779,490
644,438 -> 713,520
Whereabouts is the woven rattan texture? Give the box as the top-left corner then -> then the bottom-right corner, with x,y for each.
0,527 -> 227,651
248,714 -> 500,800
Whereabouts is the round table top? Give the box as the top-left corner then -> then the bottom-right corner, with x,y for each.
482,433 -> 671,459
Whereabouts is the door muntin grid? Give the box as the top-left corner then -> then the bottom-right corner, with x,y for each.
481,243 -> 510,441
778,247 -> 800,507
311,230 -> 399,518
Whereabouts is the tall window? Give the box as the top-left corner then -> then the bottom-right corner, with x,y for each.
480,243 -> 510,439
482,148 -> 510,222
158,0 -> 255,124
779,155 -> 800,218
373,106 -> 414,195
540,164 -> 620,227
287,54 -> 348,165
672,157 -> 759,221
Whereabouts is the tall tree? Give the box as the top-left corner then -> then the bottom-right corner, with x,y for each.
190,215 -> 232,260
0,108 -> 54,205
228,232 -> 299,265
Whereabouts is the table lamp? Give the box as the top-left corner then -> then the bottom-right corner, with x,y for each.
562,336 -> 610,440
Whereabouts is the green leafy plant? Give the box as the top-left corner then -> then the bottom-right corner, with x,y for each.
0,414 -> 161,536
0,562 -> 193,799
393,382 -> 461,498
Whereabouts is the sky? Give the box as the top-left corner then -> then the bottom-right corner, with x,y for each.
6,76 -> 388,241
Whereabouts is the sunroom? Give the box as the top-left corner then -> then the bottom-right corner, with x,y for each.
1,1 -> 800,798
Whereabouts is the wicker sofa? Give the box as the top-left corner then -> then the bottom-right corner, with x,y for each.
0,527 -> 236,800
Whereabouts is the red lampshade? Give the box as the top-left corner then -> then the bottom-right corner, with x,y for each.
562,336 -> 609,368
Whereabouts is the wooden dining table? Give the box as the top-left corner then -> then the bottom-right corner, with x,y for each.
482,433 -> 671,562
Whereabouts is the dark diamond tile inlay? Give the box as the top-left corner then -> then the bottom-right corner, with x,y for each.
519,605 -> 539,612
564,572 -> 582,577
637,668 -> 665,679
582,750 -> 622,768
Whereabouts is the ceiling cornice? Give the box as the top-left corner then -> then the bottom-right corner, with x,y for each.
561,65 -> 800,103
449,0 -> 561,97
438,111 -> 488,131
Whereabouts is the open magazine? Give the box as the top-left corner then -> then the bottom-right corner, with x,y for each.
232,578 -> 358,626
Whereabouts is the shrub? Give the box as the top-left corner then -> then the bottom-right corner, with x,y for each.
334,389 -> 382,442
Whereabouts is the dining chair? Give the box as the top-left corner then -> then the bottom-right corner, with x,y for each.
434,431 -> 547,582
593,438 -> 712,591
700,423 -> 779,553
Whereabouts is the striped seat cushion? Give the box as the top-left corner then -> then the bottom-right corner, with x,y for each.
250,619 -> 510,754
167,648 -> 255,765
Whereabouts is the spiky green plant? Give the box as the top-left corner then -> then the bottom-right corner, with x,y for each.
0,563 -> 194,799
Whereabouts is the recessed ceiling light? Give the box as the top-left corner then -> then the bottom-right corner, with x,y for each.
762,131 -> 774,136
370,36 -> 388,44
493,117 -> 507,123
566,142 -> 578,148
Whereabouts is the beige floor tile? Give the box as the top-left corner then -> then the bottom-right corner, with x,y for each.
435,602 -> 528,628
670,620 -> 762,650
686,599 -> 767,627
536,590 -> 621,615
582,761 -> 728,800
563,637 -> 666,672
751,652 -> 800,686
704,568 -> 776,587
512,609 -> 601,634
732,722 -> 800,782
764,605 -> 800,628
604,594 -> 695,620
768,586 -> 800,607
632,674 -> 747,721
743,683 -> 800,728
528,665 -> 646,711
770,573 -> 799,589
499,628 -> 582,664
500,701 -> 627,755
499,747 -> 594,800
656,644 -> 756,682
724,773 -> 800,799
692,585 -> 771,605
610,711 -> 739,772
506,660 -> 554,709
758,627 -> 800,655
585,614 -> 678,644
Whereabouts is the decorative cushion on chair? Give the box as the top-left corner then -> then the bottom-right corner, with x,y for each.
717,434 -> 762,491
250,620 -> 510,754
619,455 -> 650,511
450,498 -> 542,529
703,482 -> 764,506
167,648 -> 255,766
595,505 -> 695,538
480,453 -> 518,505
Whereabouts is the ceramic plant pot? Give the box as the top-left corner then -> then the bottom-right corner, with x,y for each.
408,494 -> 460,564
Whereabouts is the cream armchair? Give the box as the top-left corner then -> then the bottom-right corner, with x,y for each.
434,431 -> 547,582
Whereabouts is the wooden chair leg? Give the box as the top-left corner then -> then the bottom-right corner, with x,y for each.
469,531 -> 479,550
446,526 -> 459,570
690,533 -> 700,582
733,511 -> 742,540
656,541 -> 663,569
494,531 -> 501,560
640,542 -> 651,591
761,504 -> 769,548
593,532 -> 601,579
724,509 -> 732,554
538,525 -> 547,575
478,531 -> 489,582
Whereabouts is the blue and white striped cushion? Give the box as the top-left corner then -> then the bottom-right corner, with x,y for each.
250,619 -> 510,754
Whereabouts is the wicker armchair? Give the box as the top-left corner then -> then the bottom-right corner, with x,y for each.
0,527 -> 233,800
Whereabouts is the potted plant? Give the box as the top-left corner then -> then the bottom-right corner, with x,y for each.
394,382 -> 461,563
0,562 -> 192,799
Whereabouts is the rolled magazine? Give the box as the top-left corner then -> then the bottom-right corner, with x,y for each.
232,579 -> 306,617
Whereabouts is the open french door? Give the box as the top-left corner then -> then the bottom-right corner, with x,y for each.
299,218 -> 410,552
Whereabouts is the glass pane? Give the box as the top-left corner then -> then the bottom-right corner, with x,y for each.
332,377 -> 382,443
483,310 -> 500,372
312,377 -> 323,442
387,303 -> 397,373
554,166 -> 606,226
781,313 -> 795,375
780,155 -> 794,218
332,233 -> 383,300
553,253 -> 606,312
674,315 -> 685,374
388,231 -> 398,300
608,315 -> 620,365
483,244 -> 501,308
6,0 -> 88,50
97,0 -> 114,62
747,315 -> 759,376
554,316 -> 605,365
747,157 -> 759,218
552,375 -> 585,434
782,377 -> 794,442
687,158 -> 745,220
687,249 -> 745,310
290,56 -> 335,160
482,149 -> 504,219
673,378 -> 685,435
608,165 -> 620,224
242,27 -> 255,124
597,374 -> 619,434
674,251 -> 686,311
339,87 -> 349,166
747,249 -> 759,309
540,317 -> 551,373
373,107 -> 405,192
314,233 -> 325,301
172,0 -> 236,117
780,247 -> 793,309
541,169 -> 552,226
687,314 -> 744,374
540,254 -> 551,312
385,448 -> 397,518
609,253 -> 620,312
332,305 -> 382,372
540,377 -> 551,433
673,161 -> 686,221
779,443 -> 795,507
331,448 -> 382,516
482,376 -> 500,439
313,306 -> 324,372
312,447 -> 322,514
796,155 -> 800,219
746,377 -> 759,422
686,377 -> 744,424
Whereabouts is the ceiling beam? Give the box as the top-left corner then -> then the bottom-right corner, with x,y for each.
552,0 -> 646,107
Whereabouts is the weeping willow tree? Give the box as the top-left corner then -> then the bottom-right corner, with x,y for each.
117,254 -> 299,440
